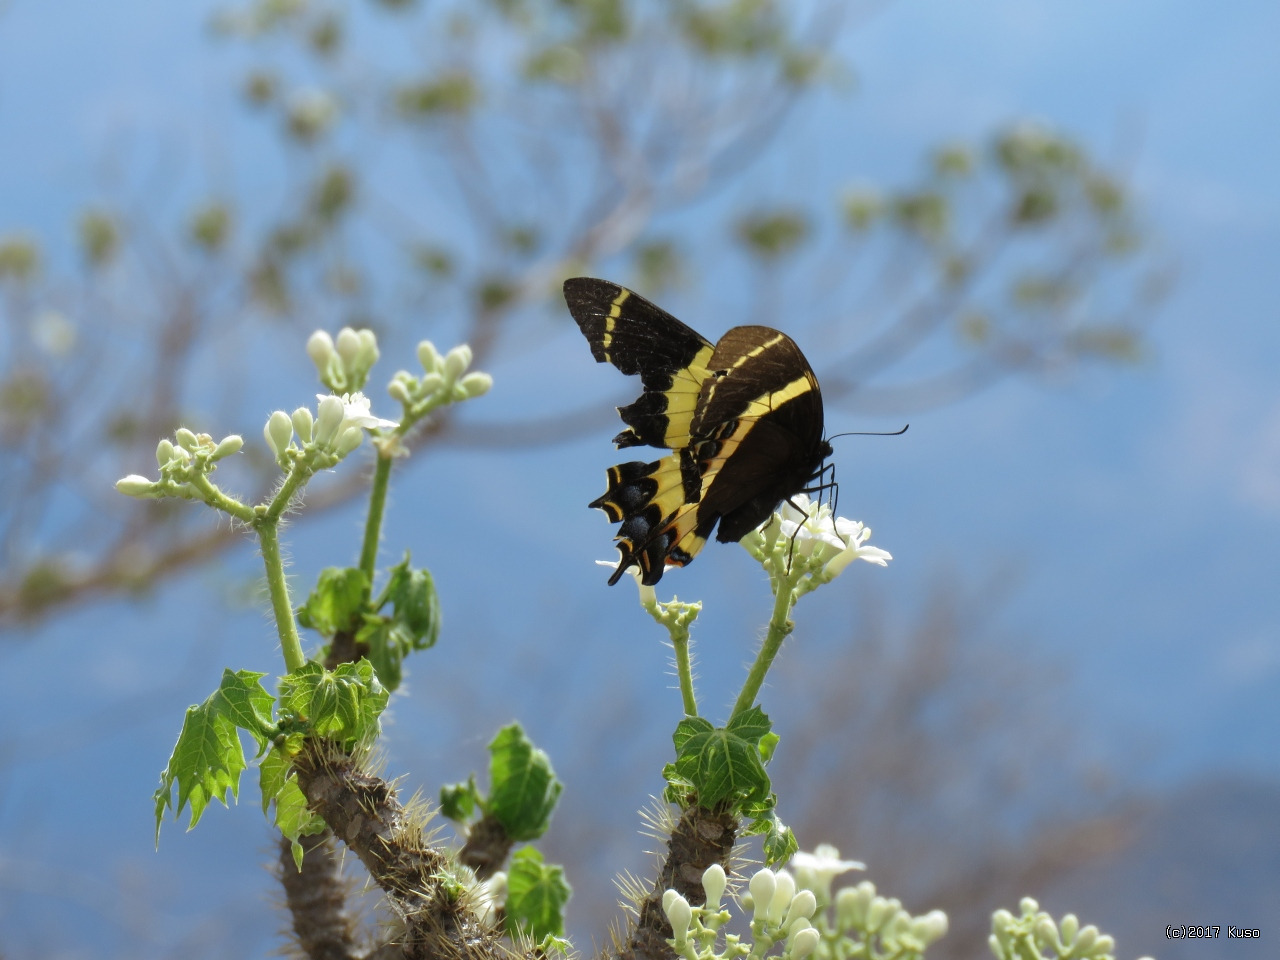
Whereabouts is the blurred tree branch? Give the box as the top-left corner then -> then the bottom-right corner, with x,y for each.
0,0 -> 1166,629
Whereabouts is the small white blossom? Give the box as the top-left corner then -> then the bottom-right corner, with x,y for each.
323,392 -> 398,432
792,843 -> 865,902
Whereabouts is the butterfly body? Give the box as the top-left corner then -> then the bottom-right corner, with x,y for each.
564,278 -> 831,585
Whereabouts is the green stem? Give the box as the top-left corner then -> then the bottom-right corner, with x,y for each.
359,449 -> 393,584
257,518 -> 305,673
672,630 -> 698,717
186,472 -> 255,523
731,576 -> 798,719
265,461 -> 313,523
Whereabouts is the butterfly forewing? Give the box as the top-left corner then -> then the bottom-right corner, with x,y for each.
565,278 -> 830,585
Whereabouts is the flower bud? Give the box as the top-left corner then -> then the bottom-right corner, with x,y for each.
1019,897 -> 1039,915
156,438 -> 176,467
662,891 -> 692,944
443,343 -> 472,383
265,410 -> 294,457
357,328 -> 379,364
314,394 -> 345,445
1073,925 -> 1098,954
912,910 -> 948,945
387,378 -> 411,404
175,427 -> 199,451
417,339 -> 441,373
115,474 -> 154,497
1094,934 -> 1115,956
211,434 -> 244,461
292,407 -> 314,444
769,870 -> 796,925
790,926 -> 820,960
784,890 -> 817,928
1058,913 -> 1078,943
702,863 -> 726,911
419,372 -> 444,398
307,330 -> 335,371
749,869 -> 776,922
336,326 -> 360,366
335,425 -> 364,455
460,371 -> 492,398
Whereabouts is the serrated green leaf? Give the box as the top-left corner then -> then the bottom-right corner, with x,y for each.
297,566 -> 369,635
487,724 -> 562,841
259,748 -> 327,870
356,553 -> 440,691
759,817 -> 798,865
154,701 -> 247,842
726,705 -> 772,745
440,776 -> 480,822
671,721 -> 769,810
215,669 -> 275,751
505,847 -> 571,940
277,659 -> 388,746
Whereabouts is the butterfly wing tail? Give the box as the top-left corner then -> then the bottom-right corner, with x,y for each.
590,454 -> 715,585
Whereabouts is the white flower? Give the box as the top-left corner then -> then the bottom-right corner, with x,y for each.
595,559 -> 656,607
769,495 -> 892,578
792,843 -> 865,902
322,392 -> 398,432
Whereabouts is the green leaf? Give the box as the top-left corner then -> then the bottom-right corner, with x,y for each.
505,847 -> 571,940
358,554 -> 440,691
216,668 -> 275,751
487,724 -> 562,841
277,659 -> 388,746
439,775 -> 480,823
668,709 -> 773,810
297,566 -> 369,635
259,747 -> 327,869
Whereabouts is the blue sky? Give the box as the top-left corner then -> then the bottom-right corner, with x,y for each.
1,0 -> 1278,955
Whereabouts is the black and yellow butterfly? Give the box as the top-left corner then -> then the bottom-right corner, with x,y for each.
564,277 -> 832,585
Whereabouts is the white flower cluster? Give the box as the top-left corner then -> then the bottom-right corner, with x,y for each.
989,899 -> 1150,960
115,428 -> 244,500
263,392 -> 398,466
741,495 -> 891,591
387,340 -> 492,419
661,847 -> 946,960
307,327 -> 380,393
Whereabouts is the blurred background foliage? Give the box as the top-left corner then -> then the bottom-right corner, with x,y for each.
3,1 -> 1270,958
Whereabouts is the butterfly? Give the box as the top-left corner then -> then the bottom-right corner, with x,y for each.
564,277 -> 832,585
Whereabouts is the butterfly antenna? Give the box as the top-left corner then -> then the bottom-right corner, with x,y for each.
826,423 -> 909,441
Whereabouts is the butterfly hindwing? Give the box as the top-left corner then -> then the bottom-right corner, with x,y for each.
565,278 -> 830,585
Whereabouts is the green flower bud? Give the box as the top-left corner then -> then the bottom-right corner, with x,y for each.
769,870 -> 796,925
357,328 -> 379,365
1073,925 -> 1098,954
784,890 -> 817,927
265,410 -> 294,457
387,378 -> 411,404
115,474 -> 155,497
417,339 -> 441,373
836,882 -> 873,930
663,891 -> 692,944
211,434 -> 244,460
419,372 -> 444,397
307,330 -> 335,371
1019,898 -> 1039,915
913,910 -> 948,945
1058,913 -> 1078,943
443,343 -> 472,383
156,438 -> 176,467
1095,934 -> 1115,956
702,863 -> 727,911
175,427 -> 199,451
749,869 -> 777,922
315,394 -> 345,445
292,406 -> 314,443
335,425 -> 364,455
790,927 -> 820,960
336,326 -> 360,366
460,371 -> 492,398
